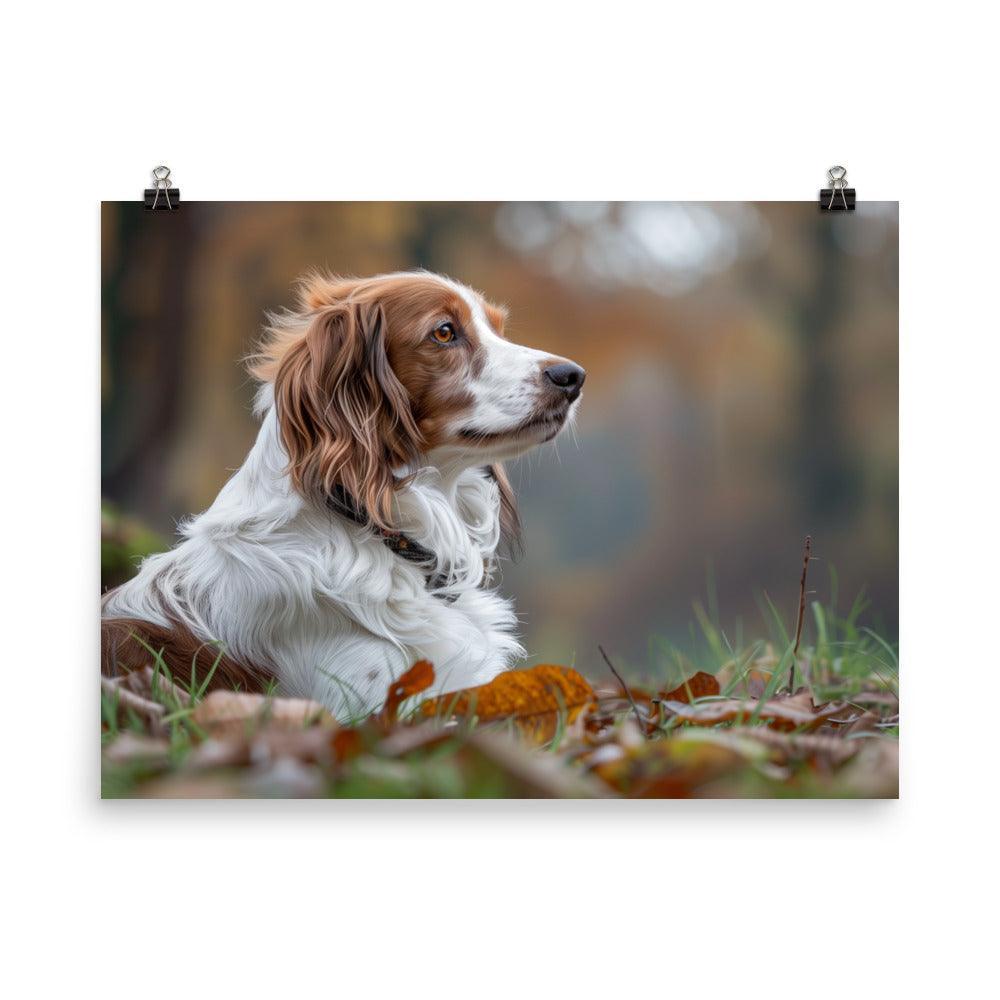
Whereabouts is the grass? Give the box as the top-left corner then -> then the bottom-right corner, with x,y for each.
101,574 -> 898,798
645,568 -> 897,705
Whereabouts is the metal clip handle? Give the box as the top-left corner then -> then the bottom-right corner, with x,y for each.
819,164 -> 855,211
144,165 -> 181,210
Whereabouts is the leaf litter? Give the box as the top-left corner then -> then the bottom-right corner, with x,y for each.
101,538 -> 897,798
102,657 -> 897,798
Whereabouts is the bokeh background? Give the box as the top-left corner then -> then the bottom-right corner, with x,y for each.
101,201 -> 898,677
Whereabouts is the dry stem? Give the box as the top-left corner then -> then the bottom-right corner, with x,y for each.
790,535 -> 812,692
598,644 -> 648,737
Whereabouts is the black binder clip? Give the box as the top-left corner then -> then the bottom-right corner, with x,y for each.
144,165 -> 180,210
820,165 -> 855,211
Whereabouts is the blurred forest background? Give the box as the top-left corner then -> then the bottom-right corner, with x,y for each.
101,201 -> 898,676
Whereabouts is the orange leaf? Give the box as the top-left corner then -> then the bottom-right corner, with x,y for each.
420,665 -> 595,745
657,671 -> 720,704
381,660 -> 435,725
331,727 -> 366,762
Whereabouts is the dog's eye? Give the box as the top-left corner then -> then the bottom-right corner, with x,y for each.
431,322 -> 457,345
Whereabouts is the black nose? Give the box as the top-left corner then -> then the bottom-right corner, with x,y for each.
543,362 -> 586,402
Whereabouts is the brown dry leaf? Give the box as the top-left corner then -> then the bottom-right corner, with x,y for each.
420,664 -> 595,746
591,730 -> 769,797
118,665 -> 191,707
844,711 -> 880,737
103,732 -> 171,766
657,671 -> 721,704
101,676 -> 166,734
184,738 -> 253,770
589,685 -> 660,736
835,739 -> 899,797
376,722 -> 454,758
724,726 -> 860,766
140,758 -> 326,798
660,694 -> 848,732
186,727 -> 339,770
190,691 -> 334,739
745,673 -> 772,699
380,659 -> 435,725
718,647 -> 780,698
460,730 -> 611,798
138,773 -> 245,798
851,691 -> 900,718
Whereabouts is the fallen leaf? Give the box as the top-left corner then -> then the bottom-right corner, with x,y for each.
117,665 -> 191,707
717,647 -> 780,698
850,691 -> 900,717
591,730 -> 771,797
241,758 -> 326,798
103,732 -> 171,765
660,694 -> 848,732
101,676 -> 166,733
844,711 -> 880,737
185,738 -> 252,770
724,726 -> 860,766
834,739 -> 899,797
657,671 -> 721,704
588,686 -> 659,735
190,691 -> 334,739
186,728 -> 339,770
138,773 -> 245,798
331,726 -> 368,762
420,664 -> 595,746
380,660 -> 435,725
376,722 -> 454,758
140,758 -> 326,799
459,730 -> 611,798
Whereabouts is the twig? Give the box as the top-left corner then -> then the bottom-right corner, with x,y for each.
101,676 -> 166,733
598,645 -> 648,737
790,535 -> 812,692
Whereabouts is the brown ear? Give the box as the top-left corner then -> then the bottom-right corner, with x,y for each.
487,463 -> 522,558
273,300 -> 422,527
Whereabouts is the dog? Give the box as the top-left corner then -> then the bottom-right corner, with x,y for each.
102,271 -> 585,717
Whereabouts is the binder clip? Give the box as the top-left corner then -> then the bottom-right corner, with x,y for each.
820,165 -> 855,211
144,165 -> 180,210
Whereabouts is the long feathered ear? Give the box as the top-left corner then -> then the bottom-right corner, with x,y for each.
272,299 -> 423,527
487,463 -> 522,558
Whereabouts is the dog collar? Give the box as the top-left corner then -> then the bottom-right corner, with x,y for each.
326,486 -> 454,598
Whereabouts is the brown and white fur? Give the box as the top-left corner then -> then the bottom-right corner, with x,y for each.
101,271 -> 585,718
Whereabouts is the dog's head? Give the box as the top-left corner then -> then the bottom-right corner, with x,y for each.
250,271 -> 585,537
